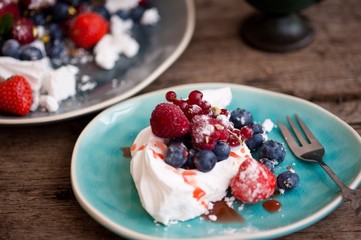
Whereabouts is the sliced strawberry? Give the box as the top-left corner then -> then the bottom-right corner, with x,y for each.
231,158 -> 276,203
0,75 -> 32,116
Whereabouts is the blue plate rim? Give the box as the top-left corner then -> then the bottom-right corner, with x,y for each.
71,82 -> 361,240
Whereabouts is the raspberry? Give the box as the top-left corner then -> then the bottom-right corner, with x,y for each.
190,115 -> 228,150
231,158 -> 276,203
70,12 -> 108,49
150,103 -> 190,138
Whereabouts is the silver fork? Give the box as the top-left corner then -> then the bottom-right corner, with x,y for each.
278,114 -> 361,219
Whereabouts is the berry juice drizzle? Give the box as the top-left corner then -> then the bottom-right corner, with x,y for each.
121,147 -> 131,158
262,199 -> 282,213
203,200 -> 244,223
203,198 -> 282,224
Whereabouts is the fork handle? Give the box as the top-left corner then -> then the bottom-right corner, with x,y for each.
319,160 -> 361,220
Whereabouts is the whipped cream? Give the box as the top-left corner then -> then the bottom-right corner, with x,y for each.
130,127 -> 251,225
130,88 -> 254,225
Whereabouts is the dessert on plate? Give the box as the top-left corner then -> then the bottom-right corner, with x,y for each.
130,88 -> 300,225
0,0 -> 160,115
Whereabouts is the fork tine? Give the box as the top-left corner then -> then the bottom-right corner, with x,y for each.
287,116 -> 308,146
277,121 -> 301,155
295,114 -> 319,144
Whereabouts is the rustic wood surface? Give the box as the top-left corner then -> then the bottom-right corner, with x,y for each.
1,0 -> 361,239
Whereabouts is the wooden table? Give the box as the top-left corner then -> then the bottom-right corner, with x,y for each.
1,0 -> 360,239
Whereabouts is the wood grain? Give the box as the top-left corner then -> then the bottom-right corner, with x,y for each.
1,0 -> 361,239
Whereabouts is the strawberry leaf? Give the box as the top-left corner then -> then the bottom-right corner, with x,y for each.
0,13 -> 14,42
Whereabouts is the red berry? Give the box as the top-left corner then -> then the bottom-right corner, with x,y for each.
199,100 -> 211,114
240,126 -> 254,141
190,115 -> 228,150
188,90 -> 203,105
0,75 -> 32,116
12,18 -> 37,44
165,91 -> 177,102
227,132 -> 241,147
231,158 -> 276,203
184,104 -> 202,120
220,108 -> 229,116
176,100 -> 188,112
70,12 -> 108,49
150,103 -> 190,138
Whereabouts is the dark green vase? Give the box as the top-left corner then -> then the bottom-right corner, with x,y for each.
241,0 -> 322,52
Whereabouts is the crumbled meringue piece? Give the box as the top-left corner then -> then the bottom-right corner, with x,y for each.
41,65 -> 78,102
40,95 -> 59,112
141,8 -> 160,25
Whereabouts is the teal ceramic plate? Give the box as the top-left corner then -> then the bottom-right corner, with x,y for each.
0,0 -> 195,125
71,83 -> 361,239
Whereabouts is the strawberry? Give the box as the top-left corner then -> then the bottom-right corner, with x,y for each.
70,12 -> 108,49
0,75 -> 32,116
150,103 -> 190,138
231,158 -> 276,203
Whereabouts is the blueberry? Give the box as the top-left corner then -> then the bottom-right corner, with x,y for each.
194,150 -> 217,172
92,6 -> 111,20
277,171 -> 300,190
45,40 -> 65,58
251,123 -> 265,134
1,39 -> 21,58
259,158 -> 277,172
165,143 -> 188,168
30,13 -> 47,25
19,46 -> 43,61
48,23 -> 63,40
213,141 -> 230,161
115,10 -> 130,20
182,148 -> 197,169
259,140 -> 286,164
230,108 -> 253,129
130,6 -> 146,23
245,133 -> 265,151
51,3 -> 71,21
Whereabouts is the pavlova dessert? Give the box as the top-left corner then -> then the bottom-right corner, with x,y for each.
0,0 -> 159,115
130,88 -> 300,225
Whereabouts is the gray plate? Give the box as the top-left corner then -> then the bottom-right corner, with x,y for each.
0,0 -> 195,125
